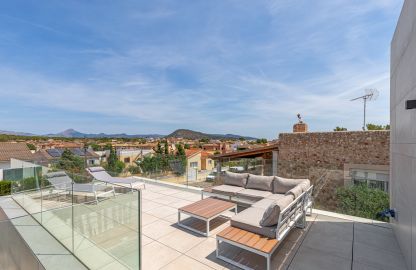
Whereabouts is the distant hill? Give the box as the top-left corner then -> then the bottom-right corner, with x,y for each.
166,129 -> 257,140
0,130 -> 36,136
46,129 -> 164,139
0,128 -> 256,140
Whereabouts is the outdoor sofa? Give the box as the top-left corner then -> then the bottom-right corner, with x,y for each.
212,171 -> 313,270
86,166 -> 145,191
46,171 -> 115,203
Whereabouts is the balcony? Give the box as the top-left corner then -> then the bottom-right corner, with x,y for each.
0,169 -> 407,270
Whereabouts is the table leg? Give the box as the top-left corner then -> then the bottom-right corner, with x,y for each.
206,219 -> 210,236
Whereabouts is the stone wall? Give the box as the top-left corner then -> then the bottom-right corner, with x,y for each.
277,131 -> 390,209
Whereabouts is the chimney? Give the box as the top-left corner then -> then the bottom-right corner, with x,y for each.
293,113 -> 308,133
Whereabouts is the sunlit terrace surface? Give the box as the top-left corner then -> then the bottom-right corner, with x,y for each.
0,179 -> 407,270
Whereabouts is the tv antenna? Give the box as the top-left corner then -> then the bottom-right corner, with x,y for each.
350,89 -> 379,131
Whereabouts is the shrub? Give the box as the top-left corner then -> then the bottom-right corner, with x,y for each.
0,181 -> 11,196
336,184 -> 389,221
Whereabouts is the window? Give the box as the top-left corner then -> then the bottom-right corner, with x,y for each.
190,162 -> 198,168
124,157 -> 130,163
208,160 -> 212,165
351,170 -> 389,192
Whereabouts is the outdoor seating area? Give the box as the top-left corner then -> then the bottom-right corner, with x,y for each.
192,172 -> 313,269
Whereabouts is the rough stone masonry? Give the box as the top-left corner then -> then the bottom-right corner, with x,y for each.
277,130 -> 390,210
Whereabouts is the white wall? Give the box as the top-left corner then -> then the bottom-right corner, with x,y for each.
391,1 -> 416,269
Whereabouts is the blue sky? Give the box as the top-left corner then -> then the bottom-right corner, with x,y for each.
0,0 -> 403,139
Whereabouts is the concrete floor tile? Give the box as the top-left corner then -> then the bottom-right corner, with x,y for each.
141,200 -> 164,212
141,235 -> 154,246
161,255 -> 213,270
354,223 -> 401,254
142,219 -> 176,240
302,226 -> 353,260
158,228 -> 205,253
142,241 -> 181,270
353,241 -> 408,270
145,205 -> 177,218
141,212 -> 159,226
186,237 -> 232,270
289,245 -> 351,270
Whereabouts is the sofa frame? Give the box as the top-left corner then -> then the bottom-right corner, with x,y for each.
216,185 -> 313,270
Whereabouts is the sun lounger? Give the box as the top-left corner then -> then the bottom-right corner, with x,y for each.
46,171 -> 115,203
86,166 -> 145,191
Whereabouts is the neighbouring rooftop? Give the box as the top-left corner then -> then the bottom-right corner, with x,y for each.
0,180 -> 407,270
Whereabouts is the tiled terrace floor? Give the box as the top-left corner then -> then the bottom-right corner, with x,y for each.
0,181 -> 408,270
141,182 -> 408,270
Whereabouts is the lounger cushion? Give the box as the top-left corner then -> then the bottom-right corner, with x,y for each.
286,185 -> 303,199
88,166 -> 106,172
236,189 -> 272,201
211,185 -> 244,196
223,171 -> 248,187
260,195 -> 294,227
46,171 -> 67,178
231,207 -> 276,238
273,177 -> 309,194
246,174 -> 274,191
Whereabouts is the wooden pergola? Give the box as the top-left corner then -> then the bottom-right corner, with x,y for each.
211,144 -> 279,176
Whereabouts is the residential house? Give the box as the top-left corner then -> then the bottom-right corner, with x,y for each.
185,149 -> 214,171
0,142 -> 34,169
34,148 -> 100,167
117,149 -> 153,167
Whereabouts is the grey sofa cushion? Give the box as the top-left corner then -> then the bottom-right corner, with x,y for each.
273,176 -> 309,194
231,207 -> 276,238
211,185 -> 244,196
223,171 -> 249,187
246,174 -> 274,191
252,198 -> 276,210
299,179 -> 311,192
286,185 -> 303,199
260,195 -> 294,226
266,193 -> 286,201
236,189 -> 272,201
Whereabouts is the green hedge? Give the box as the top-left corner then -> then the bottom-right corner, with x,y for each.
336,184 -> 389,221
0,181 -> 11,196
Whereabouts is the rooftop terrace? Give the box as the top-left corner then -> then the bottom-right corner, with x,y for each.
0,179 -> 407,270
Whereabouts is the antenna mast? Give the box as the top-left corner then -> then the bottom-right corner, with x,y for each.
350,89 -> 379,131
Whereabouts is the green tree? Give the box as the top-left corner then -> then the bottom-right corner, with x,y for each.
176,144 -> 185,157
105,146 -> 124,174
55,149 -> 85,173
155,142 -> 163,154
199,138 -> 210,143
256,138 -> 268,144
89,143 -> 101,151
184,144 -> 190,149
366,123 -> 390,131
336,184 -> 389,221
26,143 -> 36,151
334,127 -> 347,131
164,141 -> 169,155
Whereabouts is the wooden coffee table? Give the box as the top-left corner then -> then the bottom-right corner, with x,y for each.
178,197 -> 237,236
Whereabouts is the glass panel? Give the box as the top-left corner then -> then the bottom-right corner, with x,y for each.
11,169 -> 141,270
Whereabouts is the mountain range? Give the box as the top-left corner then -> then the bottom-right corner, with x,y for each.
0,128 -> 256,140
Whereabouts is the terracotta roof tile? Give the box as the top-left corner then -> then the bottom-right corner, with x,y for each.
0,142 -> 33,162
